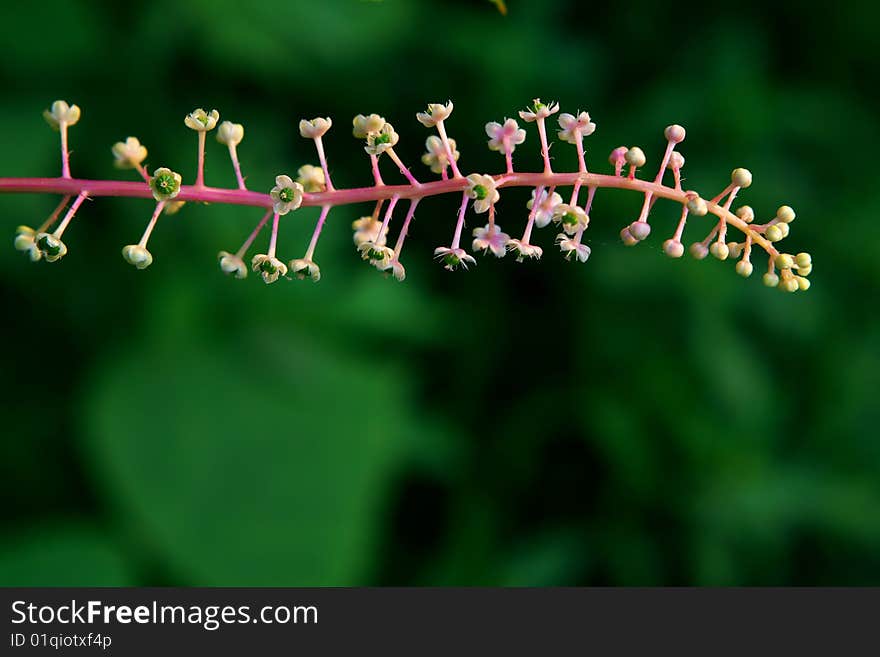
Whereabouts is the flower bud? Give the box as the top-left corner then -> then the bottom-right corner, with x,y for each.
776,205 -> 796,223
763,272 -> 779,287
709,241 -> 729,260
735,260 -> 753,277
731,168 -> 752,188
663,239 -> 684,258
664,124 -> 686,143
216,121 -> 244,146
122,244 -> 153,269
625,147 -> 646,168
775,253 -> 794,270
628,221 -> 651,241
689,242 -> 709,260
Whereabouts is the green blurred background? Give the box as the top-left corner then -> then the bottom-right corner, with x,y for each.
1,0 -> 878,586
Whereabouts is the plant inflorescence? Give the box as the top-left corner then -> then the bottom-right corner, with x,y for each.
3,98 -> 812,291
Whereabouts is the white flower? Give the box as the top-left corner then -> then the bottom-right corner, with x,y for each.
34,232 -> 68,262
270,175 -> 304,215
518,98 -> 559,122
122,244 -> 153,269
112,137 -> 148,169
352,216 -> 388,247
14,226 -> 42,261
465,174 -> 500,213
43,100 -> 81,129
358,241 -> 395,269
421,136 -> 460,174
216,121 -> 244,146
290,258 -> 321,282
184,108 -> 219,131
485,118 -> 527,152
472,224 -> 510,258
364,123 -> 399,156
149,167 -> 182,201
251,254 -> 288,284
299,117 -> 332,139
296,164 -> 326,193
552,203 -> 589,235
382,258 -> 406,282
506,239 -> 543,263
352,113 -> 386,139
526,188 -> 563,228
556,234 -> 591,262
433,246 -> 476,271
217,251 -> 247,279
556,111 -> 596,144
416,101 -> 454,127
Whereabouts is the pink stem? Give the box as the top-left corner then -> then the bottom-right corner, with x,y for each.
378,194 -> 400,238
672,206 -> 689,242
60,122 -> 71,178
711,183 -> 735,205
386,148 -> 420,186
138,202 -> 165,247
135,164 -> 150,183
575,133 -> 586,173
369,154 -> 385,186
235,209 -> 272,258
37,195 -> 72,232
52,191 -> 88,237
435,121 -> 462,179
522,185 -> 544,243
569,180 -> 582,206
504,146 -> 514,174
304,204 -> 332,260
654,141 -> 676,184
313,137 -> 334,192
536,118 -> 553,174
394,199 -> 420,255
450,192 -> 469,250
573,186 -> 597,245
267,212 -> 280,258
0,174 -> 777,255
672,167 -> 682,191
584,186 -> 597,214
228,144 -> 247,190
195,131 -> 206,187
488,203 -> 496,230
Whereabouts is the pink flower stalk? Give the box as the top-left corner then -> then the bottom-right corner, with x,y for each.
2,97 -> 811,293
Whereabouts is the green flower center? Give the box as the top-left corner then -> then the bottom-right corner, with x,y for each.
562,212 -> 578,225
260,260 -> 277,274
279,187 -> 297,203
154,174 -> 178,194
472,184 -> 488,200
37,235 -> 60,256
443,253 -> 461,267
368,248 -> 386,261
373,133 -> 391,146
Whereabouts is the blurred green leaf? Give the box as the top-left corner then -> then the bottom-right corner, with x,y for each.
0,526 -> 132,586
86,329 -> 417,585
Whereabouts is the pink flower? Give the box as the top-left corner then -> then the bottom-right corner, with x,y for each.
472,224 -> 510,258
485,118 -> 526,152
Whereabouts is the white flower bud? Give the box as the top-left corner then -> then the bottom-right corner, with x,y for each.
731,168 -> 752,188
122,244 -> 153,269
216,121 -> 244,146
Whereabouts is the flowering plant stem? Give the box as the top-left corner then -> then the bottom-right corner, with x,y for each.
0,172 -> 776,254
